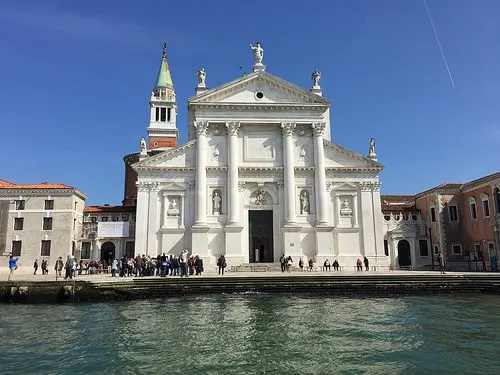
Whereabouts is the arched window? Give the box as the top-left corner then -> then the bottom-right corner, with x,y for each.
494,187 -> 500,214
481,194 -> 491,218
448,201 -> 459,222
429,202 -> 437,223
468,197 -> 477,220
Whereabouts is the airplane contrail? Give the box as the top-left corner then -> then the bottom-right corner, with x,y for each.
423,0 -> 455,88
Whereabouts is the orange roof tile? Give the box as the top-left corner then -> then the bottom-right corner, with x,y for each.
0,179 -> 74,189
84,205 -> 136,213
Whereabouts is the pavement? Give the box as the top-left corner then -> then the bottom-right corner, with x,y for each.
0,267 -> 496,283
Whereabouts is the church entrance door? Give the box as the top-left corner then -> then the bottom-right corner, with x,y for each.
248,210 -> 274,263
397,239 -> 412,268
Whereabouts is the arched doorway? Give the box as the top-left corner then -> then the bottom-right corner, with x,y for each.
100,241 -> 115,265
397,240 -> 412,267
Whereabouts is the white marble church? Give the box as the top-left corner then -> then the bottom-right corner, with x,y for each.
133,43 -> 389,269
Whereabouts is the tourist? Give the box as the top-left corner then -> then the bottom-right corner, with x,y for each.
299,258 -> 304,271
180,249 -> 189,277
64,255 -> 73,279
363,256 -> 369,271
437,253 -> 445,274
111,258 -> 118,277
54,257 -> 64,280
356,258 -> 363,271
195,256 -> 204,276
217,255 -> 227,275
286,256 -> 293,273
323,259 -> 331,271
308,258 -> 314,271
8,254 -> 19,281
72,258 -> 77,278
33,259 -> 39,275
41,259 -> 48,275
333,259 -> 340,271
280,254 -> 286,273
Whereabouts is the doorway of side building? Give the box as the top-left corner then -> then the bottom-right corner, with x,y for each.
248,210 -> 274,263
100,241 -> 116,265
397,239 -> 412,268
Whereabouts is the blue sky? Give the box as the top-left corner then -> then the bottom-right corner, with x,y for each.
1,0 -> 498,205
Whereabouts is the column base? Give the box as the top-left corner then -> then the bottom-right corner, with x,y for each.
224,225 -> 244,267
191,225 -> 210,258
282,225 -> 302,258
314,225 -> 334,264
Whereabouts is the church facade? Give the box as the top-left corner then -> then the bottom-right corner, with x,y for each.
133,44 -> 390,269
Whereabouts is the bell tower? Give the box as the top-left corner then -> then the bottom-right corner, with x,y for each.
147,42 -> 178,150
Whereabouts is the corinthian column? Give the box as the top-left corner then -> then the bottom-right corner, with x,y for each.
312,122 -> 328,225
194,121 -> 209,225
281,122 -> 296,224
226,121 -> 240,225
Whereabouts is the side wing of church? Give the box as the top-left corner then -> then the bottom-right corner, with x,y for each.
133,44 -> 389,269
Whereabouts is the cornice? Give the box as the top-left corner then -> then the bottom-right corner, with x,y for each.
189,103 -> 327,112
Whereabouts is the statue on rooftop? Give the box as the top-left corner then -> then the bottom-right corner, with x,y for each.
196,68 -> 206,86
250,42 -> 264,65
140,137 -> 147,154
369,138 -> 376,155
312,70 -> 321,87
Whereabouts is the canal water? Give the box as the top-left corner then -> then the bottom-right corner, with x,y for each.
1,294 -> 500,374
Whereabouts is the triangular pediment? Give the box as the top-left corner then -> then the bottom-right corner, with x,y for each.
324,141 -> 384,170
133,140 -> 196,170
189,71 -> 330,106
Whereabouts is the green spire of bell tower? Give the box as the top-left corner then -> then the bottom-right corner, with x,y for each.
154,42 -> 174,90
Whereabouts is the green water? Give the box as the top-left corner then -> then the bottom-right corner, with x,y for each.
1,295 -> 500,374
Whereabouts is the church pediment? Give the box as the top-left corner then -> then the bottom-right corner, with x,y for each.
133,140 -> 196,170
189,71 -> 330,106
324,141 -> 383,170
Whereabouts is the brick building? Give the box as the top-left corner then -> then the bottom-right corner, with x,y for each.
382,172 -> 500,271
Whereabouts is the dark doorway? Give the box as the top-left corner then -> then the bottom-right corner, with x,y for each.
397,239 -> 412,267
101,241 -> 116,265
249,210 -> 274,262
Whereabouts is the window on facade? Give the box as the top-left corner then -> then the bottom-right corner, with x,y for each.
495,188 -> 500,214
73,219 -> 76,231
44,200 -> 54,210
43,217 -> 53,230
125,241 -> 135,258
412,215 -> 417,221
14,217 -> 24,230
72,241 -> 76,256
452,245 -> 462,255
81,242 -> 91,259
41,240 -> 51,256
121,216 -> 129,222
160,107 -> 166,122
430,207 -> 436,222
155,107 -> 160,121
419,240 -> 429,256
384,215 -> 390,221
449,205 -> 458,222
101,217 -> 109,222
403,214 -> 409,221
433,245 -> 439,255
482,197 -> 490,218
470,202 -> 477,220
12,241 -> 22,256
15,200 -> 25,210
167,108 -> 171,122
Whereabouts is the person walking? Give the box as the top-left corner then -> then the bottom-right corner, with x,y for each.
33,259 -> 39,275
299,258 -> 304,271
8,255 -> 19,281
111,258 -> 118,277
41,259 -> 48,275
363,256 -> 369,271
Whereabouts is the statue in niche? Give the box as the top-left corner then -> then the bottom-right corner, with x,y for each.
311,70 -> 321,87
212,146 -> 220,161
140,137 -> 147,154
167,198 -> 180,217
250,42 -> 264,65
196,68 -> 206,86
254,188 -> 266,205
340,197 -> 352,216
300,191 -> 310,214
369,138 -> 376,155
212,191 -> 222,214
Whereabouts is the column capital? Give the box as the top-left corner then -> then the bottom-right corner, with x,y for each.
277,181 -> 285,190
194,121 -> 209,136
226,121 -> 241,136
281,122 -> 296,137
311,122 -> 326,137
238,181 -> 246,191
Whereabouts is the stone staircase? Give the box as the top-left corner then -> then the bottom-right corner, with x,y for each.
231,263 -> 300,272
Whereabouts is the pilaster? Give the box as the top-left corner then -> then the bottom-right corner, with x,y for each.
312,122 -> 328,225
194,121 -> 209,226
226,121 -> 241,225
281,122 -> 297,224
